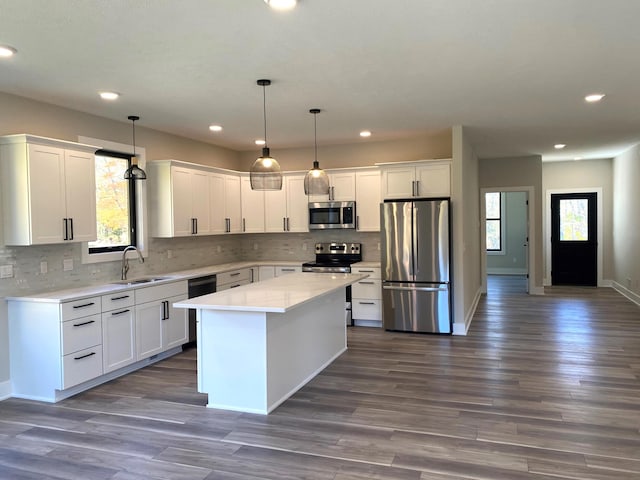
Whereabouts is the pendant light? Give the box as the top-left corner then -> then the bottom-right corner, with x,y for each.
123,115 -> 146,180
250,79 -> 282,190
304,108 -> 330,195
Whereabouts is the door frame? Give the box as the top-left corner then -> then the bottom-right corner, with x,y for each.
480,186 -> 536,295
544,187 -> 603,287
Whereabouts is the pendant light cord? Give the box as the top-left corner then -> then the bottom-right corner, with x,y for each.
313,111 -> 318,163
262,83 -> 268,147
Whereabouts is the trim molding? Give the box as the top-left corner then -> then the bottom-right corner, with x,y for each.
611,281 -> 640,307
0,380 -> 11,401
454,287 -> 483,336
487,268 -> 527,275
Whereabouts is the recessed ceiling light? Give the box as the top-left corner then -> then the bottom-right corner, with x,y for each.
585,93 -> 605,103
209,125 -> 223,132
360,131 -> 372,138
554,144 -> 566,149
99,91 -> 119,100
0,45 -> 17,57
255,139 -> 266,145
264,0 -> 297,10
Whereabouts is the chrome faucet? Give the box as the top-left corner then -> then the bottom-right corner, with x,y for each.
121,245 -> 144,280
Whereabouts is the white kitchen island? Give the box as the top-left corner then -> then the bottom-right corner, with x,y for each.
173,272 -> 367,414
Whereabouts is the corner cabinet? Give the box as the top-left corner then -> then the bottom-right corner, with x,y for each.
380,160 -> 451,199
0,134 -> 98,245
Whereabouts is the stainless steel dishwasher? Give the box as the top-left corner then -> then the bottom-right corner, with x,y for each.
187,274 -> 217,344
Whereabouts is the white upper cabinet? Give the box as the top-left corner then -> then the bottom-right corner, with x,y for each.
149,162 -> 212,237
308,171 -> 356,202
210,172 -> 242,234
355,169 -> 381,231
240,175 -> 265,233
265,174 -> 309,233
380,160 -> 451,199
0,134 -> 97,245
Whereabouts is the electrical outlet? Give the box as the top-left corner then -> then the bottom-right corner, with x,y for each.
253,243 -> 258,251
302,242 -> 307,251
40,261 -> 48,274
167,249 -> 173,259
0,265 -> 13,278
63,258 -> 73,271
217,245 -> 222,253
377,242 -> 381,251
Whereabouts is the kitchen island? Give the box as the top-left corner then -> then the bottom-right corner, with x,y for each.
174,272 -> 367,414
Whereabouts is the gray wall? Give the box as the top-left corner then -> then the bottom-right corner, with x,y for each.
612,145 -> 640,300
486,192 -> 528,274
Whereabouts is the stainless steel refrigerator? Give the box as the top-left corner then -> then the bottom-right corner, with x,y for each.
381,198 -> 451,333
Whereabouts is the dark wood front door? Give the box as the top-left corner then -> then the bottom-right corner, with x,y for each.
551,192 -> 597,286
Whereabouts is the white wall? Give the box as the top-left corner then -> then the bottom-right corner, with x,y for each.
486,192 -> 528,274
612,145 -> 640,303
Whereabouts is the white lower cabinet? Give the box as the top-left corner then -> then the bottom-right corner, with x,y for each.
102,292 -> 136,373
351,266 -> 382,326
217,268 -> 252,290
258,266 -> 276,281
275,265 -> 302,276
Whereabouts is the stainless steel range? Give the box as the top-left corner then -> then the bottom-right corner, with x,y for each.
302,242 -> 362,273
302,242 -> 362,326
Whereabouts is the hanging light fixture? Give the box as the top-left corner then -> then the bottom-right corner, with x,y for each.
123,115 -> 146,180
250,79 -> 282,190
304,108 -> 330,195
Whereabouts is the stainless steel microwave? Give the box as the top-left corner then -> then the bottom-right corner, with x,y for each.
308,201 -> 356,229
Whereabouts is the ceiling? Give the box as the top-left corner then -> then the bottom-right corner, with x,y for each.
1,0 -> 639,162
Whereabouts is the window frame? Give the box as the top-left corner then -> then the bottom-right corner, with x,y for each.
485,192 -> 506,255
79,136 -> 148,265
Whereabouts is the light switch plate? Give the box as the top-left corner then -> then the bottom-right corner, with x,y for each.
63,258 -> 73,271
40,261 -> 48,274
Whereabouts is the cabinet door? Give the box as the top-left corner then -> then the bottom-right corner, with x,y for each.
355,170 -> 381,231
415,163 -> 450,198
171,167 -> 195,236
164,294 -> 188,350
285,175 -> 309,232
240,176 -> 265,233
102,307 -> 136,373
258,265 -> 275,281
135,300 -> 163,361
329,172 -> 356,201
191,170 -> 211,235
64,149 -> 97,242
28,143 -> 67,244
380,166 -> 416,199
264,187 -> 287,232
224,174 -> 242,233
209,173 -> 227,234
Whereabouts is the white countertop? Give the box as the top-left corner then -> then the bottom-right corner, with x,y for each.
5,260 -> 304,303
174,272 -> 368,313
352,261 -> 381,268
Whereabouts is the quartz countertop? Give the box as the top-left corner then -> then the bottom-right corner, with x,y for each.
174,272 -> 368,313
352,261 -> 381,268
4,260 -> 305,303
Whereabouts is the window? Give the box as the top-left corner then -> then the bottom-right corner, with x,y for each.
88,150 -> 137,253
559,198 -> 589,241
485,192 -> 502,252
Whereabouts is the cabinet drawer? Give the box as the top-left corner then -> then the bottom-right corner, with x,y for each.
352,299 -> 382,321
275,266 -> 301,276
135,281 -> 188,304
352,279 -> 382,299
217,278 -> 251,291
218,268 -> 252,286
351,267 -> 381,278
62,313 -> 102,355
62,346 -> 103,389
60,296 -> 101,321
102,290 -> 135,311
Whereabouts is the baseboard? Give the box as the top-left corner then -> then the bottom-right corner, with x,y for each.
611,281 -> 640,307
530,285 -> 545,295
487,268 -> 527,275
453,286 -> 483,336
0,380 -> 11,401
601,279 -> 613,288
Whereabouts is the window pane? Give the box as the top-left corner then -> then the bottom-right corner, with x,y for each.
89,155 -> 131,249
486,192 -> 501,219
560,199 -> 588,241
486,220 -> 501,250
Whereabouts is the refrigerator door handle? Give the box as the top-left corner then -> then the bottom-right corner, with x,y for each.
383,285 -> 448,293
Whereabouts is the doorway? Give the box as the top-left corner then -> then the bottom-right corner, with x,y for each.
550,192 -> 597,286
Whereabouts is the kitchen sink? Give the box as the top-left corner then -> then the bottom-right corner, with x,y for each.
112,276 -> 172,286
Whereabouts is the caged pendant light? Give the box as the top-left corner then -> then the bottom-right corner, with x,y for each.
304,108 -> 330,195
123,115 -> 146,180
250,79 -> 282,190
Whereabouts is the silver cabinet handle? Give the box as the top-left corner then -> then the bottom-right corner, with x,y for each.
230,272 -> 241,276
281,268 -> 295,272
357,269 -> 374,273
69,218 -> 74,240
230,283 -> 241,288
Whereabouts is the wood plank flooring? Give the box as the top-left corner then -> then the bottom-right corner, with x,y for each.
1,276 -> 639,479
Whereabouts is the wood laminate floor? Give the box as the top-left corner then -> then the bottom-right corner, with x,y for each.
1,276 -> 639,479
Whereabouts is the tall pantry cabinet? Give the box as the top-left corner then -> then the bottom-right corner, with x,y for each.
0,134 -> 98,245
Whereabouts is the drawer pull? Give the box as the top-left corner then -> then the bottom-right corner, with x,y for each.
281,268 -> 295,272
111,309 -> 130,316
74,352 -> 96,361
73,320 -> 95,327
230,284 -> 241,288
359,301 -> 375,305
110,295 -> 130,301
230,272 -> 241,277
358,270 -> 374,273
73,302 -> 95,309
359,281 -> 375,285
